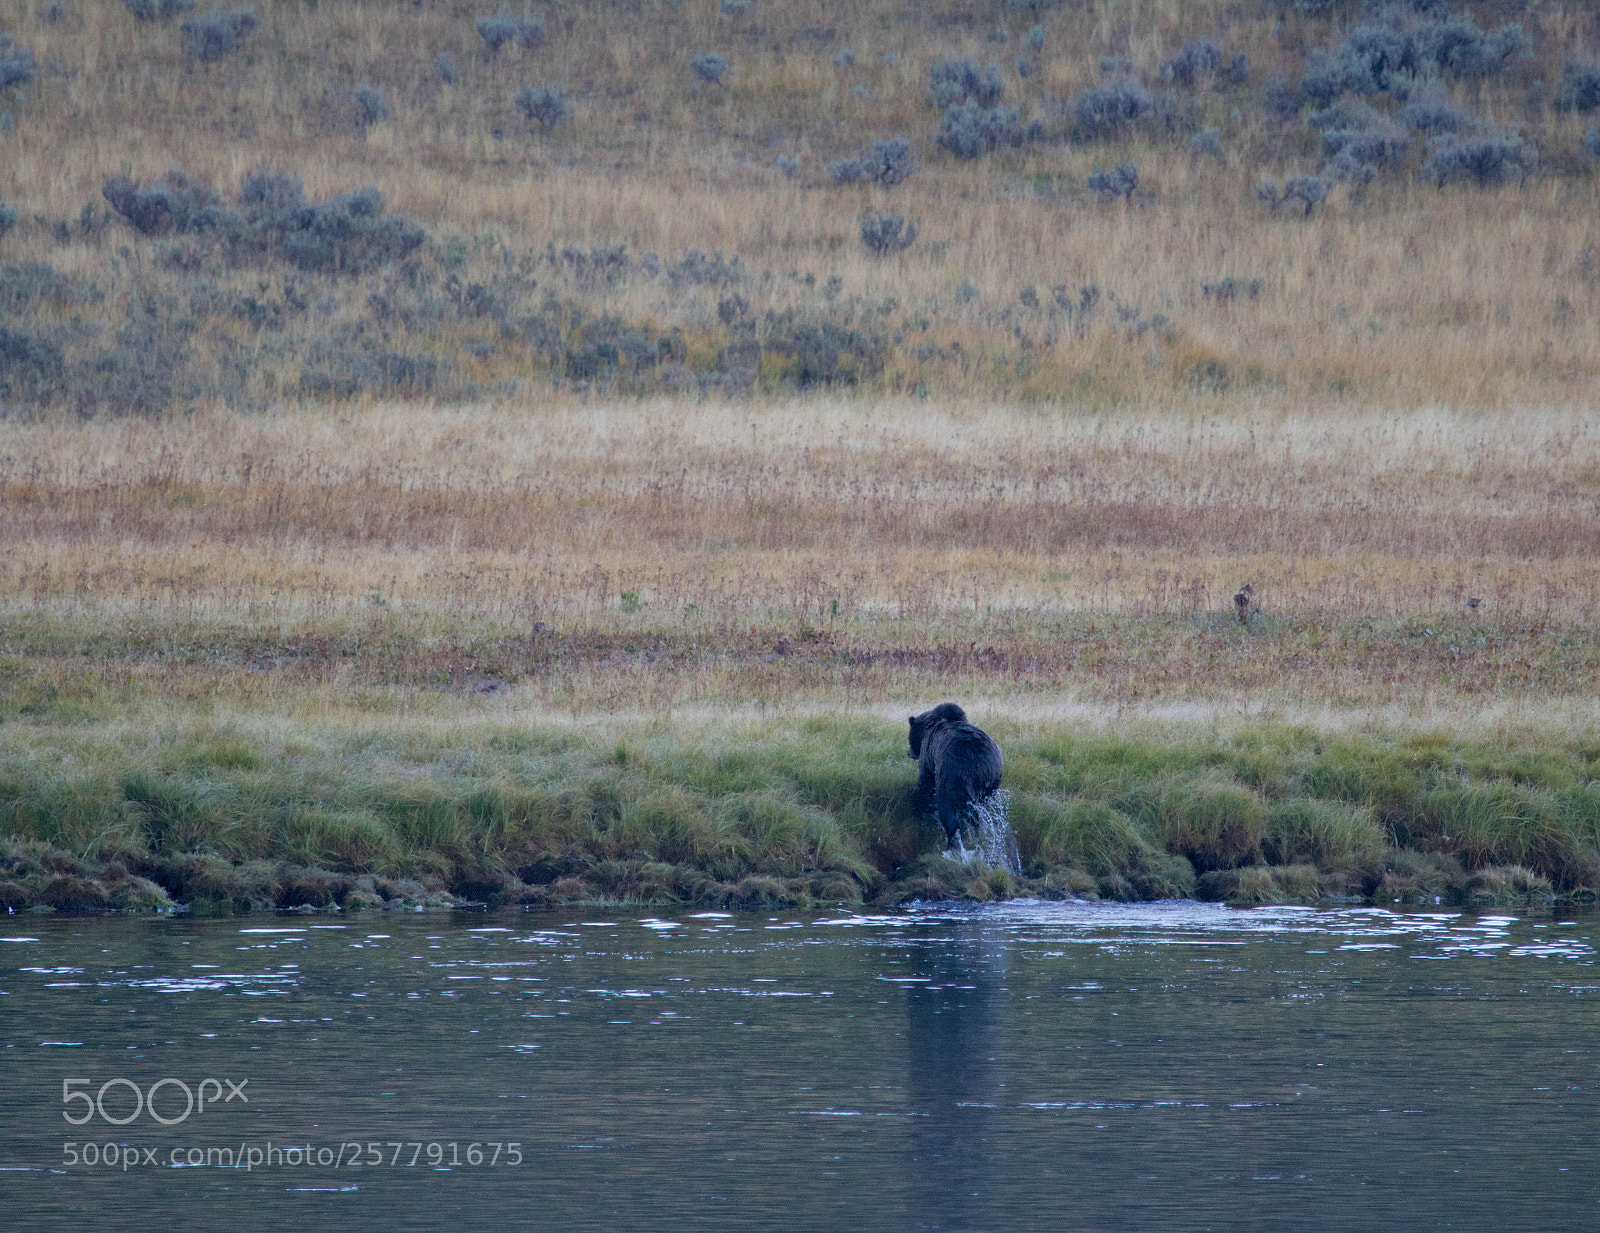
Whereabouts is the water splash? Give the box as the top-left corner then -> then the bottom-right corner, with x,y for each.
944,789 -> 1020,875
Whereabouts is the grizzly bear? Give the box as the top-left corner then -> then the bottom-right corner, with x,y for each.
907,702 -> 1004,848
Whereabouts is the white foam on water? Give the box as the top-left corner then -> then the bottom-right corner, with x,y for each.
942,789 -> 1021,875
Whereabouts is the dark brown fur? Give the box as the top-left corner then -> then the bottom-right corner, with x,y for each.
908,702 -> 1004,847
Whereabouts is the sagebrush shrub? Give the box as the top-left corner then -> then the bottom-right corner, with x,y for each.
859,213 -> 917,256
237,169 -> 305,216
102,170 -> 226,234
1071,77 -> 1155,137
1215,52 -> 1250,88
1027,25 -> 1044,53
1256,175 -> 1330,216
105,168 -> 427,277
0,324 -> 65,401
1421,129 -> 1537,188
1262,73 -> 1300,123
268,188 -> 426,276
666,248 -> 744,287
1297,49 -> 1364,108
0,202 -> 15,243
832,48 -> 856,68
354,83 -> 389,127
435,52 -> 458,85
1306,97 -> 1382,132
1201,277 -> 1262,300
1190,127 -> 1223,159
1302,14 -> 1527,105
124,0 -> 194,18
0,35 -> 35,92
1586,127 -> 1600,159
180,9 -> 258,62
1400,86 -> 1473,134
515,83 -> 570,133
929,58 -> 1003,109
1087,162 -> 1138,201
690,52 -> 728,85
937,100 -> 1025,158
476,15 -> 514,53
1162,38 -> 1220,89
516,17 -> 546,50
1320,118 -> 1409,170
868,137 -> 916,185
477,15 -> 543,55
833,140 -> 914,184
776,154 -> 799,178
828,156 -> 866,185
1427,18 -> 1527,77
763,312 -> 886,388
1557,61 -> 1600,114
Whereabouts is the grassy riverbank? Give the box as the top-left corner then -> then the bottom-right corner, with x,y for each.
5,396 -> 1600,912
6,0 -> 1600,912
4,708 -> 1599,914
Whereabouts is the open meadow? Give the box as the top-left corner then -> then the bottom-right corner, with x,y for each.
3,1 -> 1600,910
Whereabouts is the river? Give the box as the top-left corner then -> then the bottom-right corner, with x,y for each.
2,900 -> 1596,1230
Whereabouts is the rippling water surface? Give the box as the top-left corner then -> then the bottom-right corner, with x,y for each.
3,900 -> 1597,1230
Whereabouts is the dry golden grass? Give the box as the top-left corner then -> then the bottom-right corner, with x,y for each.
4,398 -> 1599,729
1,0 -> 1599,405
2,1 -> 1599,733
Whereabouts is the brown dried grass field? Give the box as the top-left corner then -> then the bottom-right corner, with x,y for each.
2,0 -> 1600,743
4,397 -> 1598,741
3,1 -> 1600,409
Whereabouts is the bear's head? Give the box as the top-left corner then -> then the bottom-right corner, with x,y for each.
908,702 -> 968,758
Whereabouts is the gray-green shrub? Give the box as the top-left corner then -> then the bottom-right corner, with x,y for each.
0,35 -> 35,92
123,0 -> 194,18
1421,128 -> 1537,188
515,83 -> 571,133
1190,126 -> 1223,159
1162,37 -> 1219,89
101,169 -> 226,234
1087,162 -> 1137,200
832,137 -> 916,185
1071,77 -> 1154,137
690,52 -> 728,85
929,58 -> 1003,109
180,9 -> 258,62
1557,61 -> 1600,113
477,14 -> 543,54
937,100 -> 1026,158
354,82 -> 389,127
860,213 -> 917,256
1257,175 -> 1330,216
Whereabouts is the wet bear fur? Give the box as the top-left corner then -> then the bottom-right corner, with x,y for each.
907,702 -> 1004,848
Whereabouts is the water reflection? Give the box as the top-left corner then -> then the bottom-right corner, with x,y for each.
901,921 -> 1009,1227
